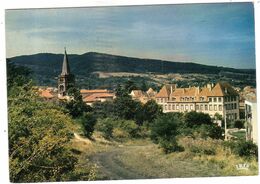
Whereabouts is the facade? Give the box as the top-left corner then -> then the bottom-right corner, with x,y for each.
83,92 -> 115,106
245,98 -> 258,144
155,82 -> 240,121
58,49 -> 75,97
130,88 -> 157,104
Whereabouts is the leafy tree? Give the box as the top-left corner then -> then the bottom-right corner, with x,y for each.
142,100 -> 162,124
184,111 -> 212,128
92,101 -> 115,119
63,87 -> 92,118
150,113 -> 183,153
234,120 -> 245,129
8,84 -> 77,182
79,112 -> 97,138
113,95 -> 143,123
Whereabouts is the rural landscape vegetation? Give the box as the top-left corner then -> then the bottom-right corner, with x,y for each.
7,53 -> 258,182
6,3 -> 258,183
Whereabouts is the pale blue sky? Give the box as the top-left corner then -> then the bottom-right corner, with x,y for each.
6,3 -> 255,69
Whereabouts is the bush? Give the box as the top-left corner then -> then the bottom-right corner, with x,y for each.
80,112 -> 97,138
95,118 -> 139,139
150,113 -> 183,153
184,111 -> 212,128
223,140 -> 258,160
234,120 -> 245,129
195,124 -> 223,139
95,118 -> 114,139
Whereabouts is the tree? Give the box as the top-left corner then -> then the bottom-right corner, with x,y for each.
150,113 -> 184,153
234,120 -> 245,129
63,87 -> 92,118
184,111 -> 212,128
8,85 -> 77,182
142,100 -> 162,123
79,112 -> 97,138
7,63 -> 78,182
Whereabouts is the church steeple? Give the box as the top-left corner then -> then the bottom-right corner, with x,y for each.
61,48 -> 70,75
58,48 -> 75,97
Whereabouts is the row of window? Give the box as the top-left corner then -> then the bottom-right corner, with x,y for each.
164,104 -> 222,111
163,103 -> 238,111
157,96 -> 238,104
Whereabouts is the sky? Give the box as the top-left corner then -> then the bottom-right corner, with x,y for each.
5,3 -> 256,69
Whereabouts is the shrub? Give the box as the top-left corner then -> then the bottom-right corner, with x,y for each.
234,120 -> 245,129
80,112 -> 97,138
184,111 -> 212,128
223,140 -> 258,160
95,118 -> 114,139
195,124 -> 223,139
150,113 -> 183,153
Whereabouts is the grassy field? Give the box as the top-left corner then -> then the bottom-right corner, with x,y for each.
70,132 -> 258,181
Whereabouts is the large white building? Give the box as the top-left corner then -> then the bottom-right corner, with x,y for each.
155,82 -> 240,121
245,98 -> 258,144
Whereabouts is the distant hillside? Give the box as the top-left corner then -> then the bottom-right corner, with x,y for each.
7,52 -> 255,87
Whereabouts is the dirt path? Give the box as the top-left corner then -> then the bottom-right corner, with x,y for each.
90,145 -> 152,180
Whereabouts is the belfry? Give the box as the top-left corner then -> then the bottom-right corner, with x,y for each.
58,48 -> 75,97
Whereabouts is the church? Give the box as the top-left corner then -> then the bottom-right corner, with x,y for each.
38,48 -> 115,104
57,48 -> 75,98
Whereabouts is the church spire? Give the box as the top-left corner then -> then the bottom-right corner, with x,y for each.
61,47 -> 70,75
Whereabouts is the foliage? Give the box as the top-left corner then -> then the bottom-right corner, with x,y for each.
234,120 -> 245,129
95,118 -> 139,140
184,111 -> 212,128
62,87 -> 92,118
223,140 -> 258,160
8,84 -> 77,182
95,118 -> 114,139
78,112 -> 97,138
194,124 -> 223,140
142,100 -> 163,124
150,113 -> 183,153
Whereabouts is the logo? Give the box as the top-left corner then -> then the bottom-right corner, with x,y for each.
236,163 -> 249,170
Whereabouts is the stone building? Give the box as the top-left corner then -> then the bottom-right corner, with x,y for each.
58,48 -> 75,98
155,82 -> 240,121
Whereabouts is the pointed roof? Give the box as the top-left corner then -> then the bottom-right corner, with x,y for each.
61,48 -> 70,75
211,82 -> 238,96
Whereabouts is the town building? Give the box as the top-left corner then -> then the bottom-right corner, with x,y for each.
80,89 -> 115,106
57,48 -> 75,98
155,82 -> 240,121
130,88 -> 157,104
245,96 -> 258,144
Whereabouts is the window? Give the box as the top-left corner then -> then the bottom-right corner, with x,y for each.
181,105 -> 184,110
196,105 -> 199,110
231,103 -> 234,109
219,105 -> 222,111
190,105 -> 193,110
214,105 -> 217,111
209,105 -> 212,111
209,97 -> 212,102
160,98 -> 163,103
185,105 -> 188,110
214,98 -> 217,102
200,104 -> 204,110
205,104 -> 208,111
218,97 -> 222,102
234,103 -> 237,109
176,105 -> 179,110
168,104 -> 171,110
172,104 -> 175,110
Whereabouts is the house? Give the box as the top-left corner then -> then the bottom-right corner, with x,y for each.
130,88 -> 157,104
83,92 -> 115,106
155,82 -> 240,121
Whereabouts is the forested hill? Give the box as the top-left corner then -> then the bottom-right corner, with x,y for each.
8,52 -> 255,76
